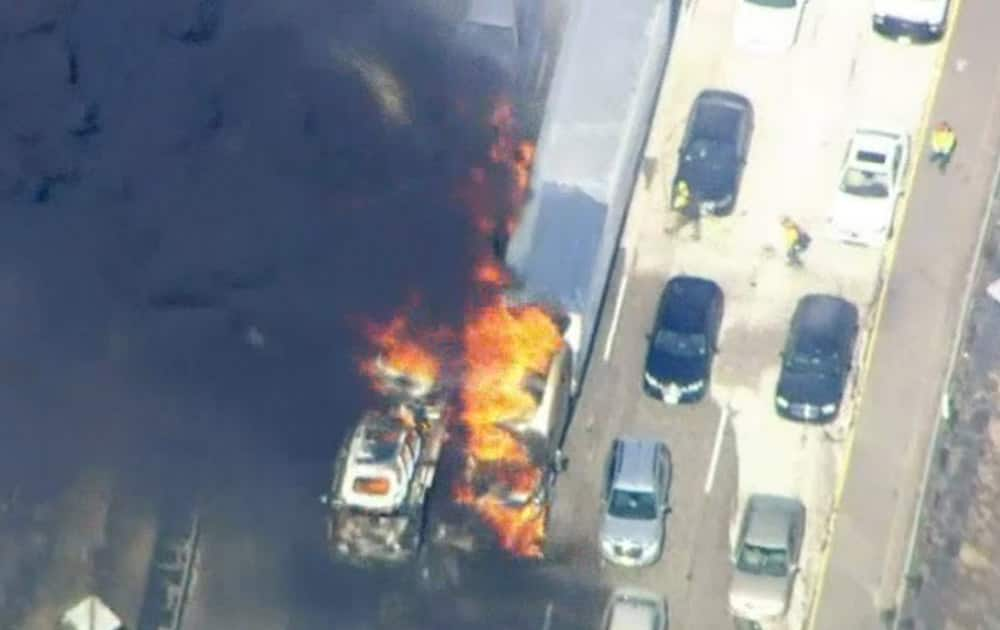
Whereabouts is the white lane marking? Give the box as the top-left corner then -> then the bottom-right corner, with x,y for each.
704,406 -> 728,494
542,602 -> 554,630
602,248 -> 632,362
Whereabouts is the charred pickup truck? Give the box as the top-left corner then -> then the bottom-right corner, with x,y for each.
320,357 -> 448,568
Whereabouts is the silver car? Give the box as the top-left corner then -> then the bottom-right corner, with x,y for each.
602,587 -> 668,630
728,494 -> 806,621
600,438 -> 672,567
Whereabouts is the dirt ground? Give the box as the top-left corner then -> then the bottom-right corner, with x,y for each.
896,215 -> 1000,630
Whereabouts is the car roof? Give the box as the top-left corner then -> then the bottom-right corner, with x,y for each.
463,0 -> 517,28
696,89 -> 753,112
790,294 -> 857,354
690,90 -> 751,142
612,438 -> 667,492
848,129 -> 901,168
744,495 -> 802,548
606,590 -> 666,630
658,276 -> 719,333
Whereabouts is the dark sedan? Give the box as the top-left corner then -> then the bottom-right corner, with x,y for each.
672,90 -> 754,217
643,276 -> 724,404
775,295 -> 859,423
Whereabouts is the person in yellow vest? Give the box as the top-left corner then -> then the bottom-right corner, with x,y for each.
668,179 -> 700,240
929,121 -> 957,172
673,179 -> 692,211
781,216 -> 809,266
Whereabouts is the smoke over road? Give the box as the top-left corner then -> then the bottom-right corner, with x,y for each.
1,0 -> 510,492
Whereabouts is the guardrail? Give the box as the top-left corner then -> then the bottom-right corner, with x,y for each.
137,505 -> 201,630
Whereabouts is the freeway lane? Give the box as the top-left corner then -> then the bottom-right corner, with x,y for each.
548,0 -> 951,628
810,0 -> 1000,627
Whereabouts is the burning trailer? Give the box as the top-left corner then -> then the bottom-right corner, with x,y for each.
430,324 -> 573,560
321,354 -> 449,568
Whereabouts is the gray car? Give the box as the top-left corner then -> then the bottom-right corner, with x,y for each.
600,438 -> 672,567
728,494 -> 806,621
602,587 -> 668,630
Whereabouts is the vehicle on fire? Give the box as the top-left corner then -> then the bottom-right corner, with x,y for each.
427,345 -> 572,558
504,0 -> 674,393
320,356 -> 448,567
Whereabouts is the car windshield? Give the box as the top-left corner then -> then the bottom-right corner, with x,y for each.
654,329 -> 708,358
784,351 -> 835,375
683,137 -> 731,163
745,0 -> 797,8
608,489 -> 658,520
737,543 -> 789,577
840,167 -> 890,198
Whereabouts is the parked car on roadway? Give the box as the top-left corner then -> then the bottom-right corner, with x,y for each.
643,276 -> 724,404
728,494 -> 806,622
600,438 -> 672,567
673,90 -> 754,216
775,295 -> 859,423
829,127 -> 910,246
602,587 -> 668,630
732,0 -> 808,53
872,0 -> 950,43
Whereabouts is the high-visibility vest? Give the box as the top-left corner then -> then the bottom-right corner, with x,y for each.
932,128 -> 956,153
783,225 -> 801,249
673,181 -> 690,209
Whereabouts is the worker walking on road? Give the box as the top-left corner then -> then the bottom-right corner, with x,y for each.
667,178 -> 700,241
781,216 -> 810,267
929,121 -> 957,172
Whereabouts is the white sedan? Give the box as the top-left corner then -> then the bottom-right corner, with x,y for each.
872,0 -> 950,43
733,0 -> 808,53
829,128 -> 910,247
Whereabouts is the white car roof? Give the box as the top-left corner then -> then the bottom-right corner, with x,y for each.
873,0 -> 949,22
339,417 -> 413,511
847,129 -> 902,171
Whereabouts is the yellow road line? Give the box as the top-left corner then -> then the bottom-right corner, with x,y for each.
803,2 -> 966,628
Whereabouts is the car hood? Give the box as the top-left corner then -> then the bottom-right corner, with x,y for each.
830,192 -> 893,236
601,514 -> 662,548
678,158 -> 738,200
777,370 -> 840,405
873,0 -> 948,22
734,3 -> 801,52
646,349 -> 708,385
729,570 -> 790,619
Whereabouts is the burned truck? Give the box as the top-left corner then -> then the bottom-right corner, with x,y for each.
321,357 -> 449,568
426,343 -> 572,560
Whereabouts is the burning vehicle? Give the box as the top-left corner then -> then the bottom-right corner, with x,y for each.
321,321 -> 451,568
430,341 -> 572,559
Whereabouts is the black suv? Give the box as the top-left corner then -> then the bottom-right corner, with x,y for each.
775,295 -> 859,423
673,90 -> 754,216
643,276 -> 724,404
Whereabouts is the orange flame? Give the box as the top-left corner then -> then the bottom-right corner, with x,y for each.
362,314 -> 441,387
474,259 -> 510,288
446,97 -> 554,558
453,294 -> 563,557
355,94 -> 551,559
474,498 -> 547,558
486,97 -> 536,229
